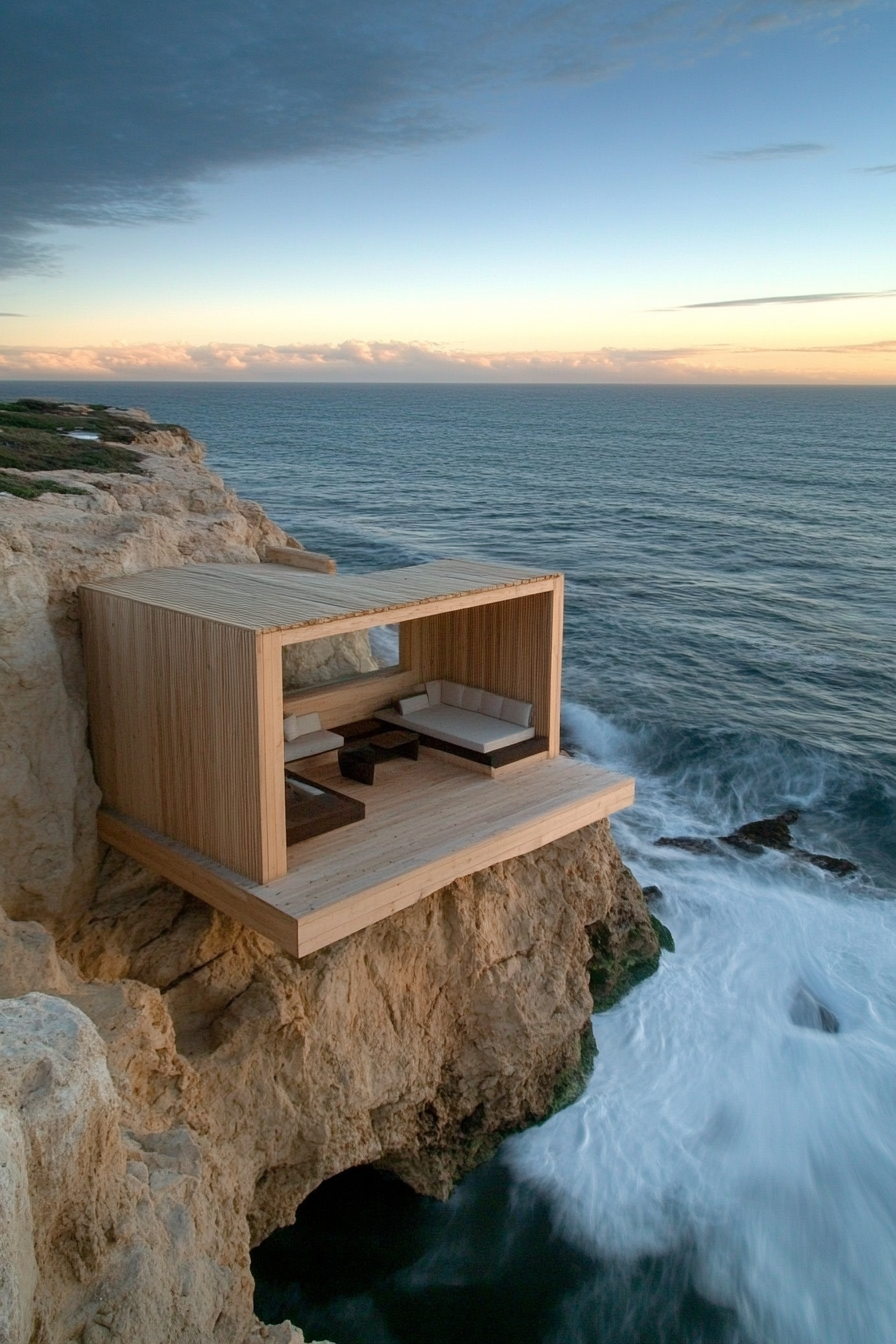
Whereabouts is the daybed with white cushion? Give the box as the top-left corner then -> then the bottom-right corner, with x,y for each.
283,711 -> 344,762
376,680 -> 535,755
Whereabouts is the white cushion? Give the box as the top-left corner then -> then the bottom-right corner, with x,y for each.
376,705 -> 534,754
295,711 -> 322,734
284,729 -> 344,761
284,711 -> 321,741
440,681 -> 465,707
398,693 -> 429,715
500,696 -> 532,727
479,690 -> 504,719
287,778 -> 325,798
425,680 -> 442,705
460,686 -> 483,712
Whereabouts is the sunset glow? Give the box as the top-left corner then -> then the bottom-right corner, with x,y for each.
2,0 -> 895,382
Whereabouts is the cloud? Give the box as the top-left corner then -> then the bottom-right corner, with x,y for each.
862,163 -> 896,173
0,0 -> 873,276
0,335 -> 893,384
660,288 -> 896,309
0,339 -> 702,381
0,313 -> 24,318
706,142 -> 827,162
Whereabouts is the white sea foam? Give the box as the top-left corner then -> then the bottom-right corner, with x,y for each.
506,702 -> 896,1344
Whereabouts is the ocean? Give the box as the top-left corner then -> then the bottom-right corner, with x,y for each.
5,381 -> 895,1343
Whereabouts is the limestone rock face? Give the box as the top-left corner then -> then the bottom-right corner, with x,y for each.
0,417 -> 292,929
0,821 -> 655,1342
0,923 -> 333,1343
65,822 -> 655,1226
282,630 -> 378,692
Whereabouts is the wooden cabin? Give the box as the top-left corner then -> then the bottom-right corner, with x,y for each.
80,558 -> 634,957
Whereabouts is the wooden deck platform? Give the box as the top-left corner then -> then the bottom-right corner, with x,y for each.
99,753 -> 634,959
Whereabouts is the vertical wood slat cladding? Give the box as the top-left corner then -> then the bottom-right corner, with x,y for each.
281,667 -> 423,730
256,630 -> 288,881
399,578 -> 562,755
81,589 -> 285,884
80,562 -> 567,913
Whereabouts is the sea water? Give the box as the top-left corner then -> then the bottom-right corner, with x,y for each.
5,381 -> 894,1342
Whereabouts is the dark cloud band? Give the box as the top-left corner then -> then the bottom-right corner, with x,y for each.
0,0 -> 875,276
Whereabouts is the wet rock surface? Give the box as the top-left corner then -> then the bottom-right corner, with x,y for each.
789,983 -> 840,1034
656,810 -> 857,877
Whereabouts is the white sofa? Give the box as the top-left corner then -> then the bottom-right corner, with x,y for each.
283,711 -> 344,762
376,680 -> 535,754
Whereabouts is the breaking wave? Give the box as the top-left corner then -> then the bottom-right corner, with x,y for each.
503,702 -> 896,1344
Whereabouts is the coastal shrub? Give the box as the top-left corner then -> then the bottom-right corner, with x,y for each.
0,470 -> 87,499
0,399 -> 147,473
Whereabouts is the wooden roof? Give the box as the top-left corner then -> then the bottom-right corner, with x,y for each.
81,558 -> 559,633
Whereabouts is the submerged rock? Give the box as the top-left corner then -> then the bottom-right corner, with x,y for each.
655,836 -> 722,856
656,810 -> 857,877
793,850 -> 858,878
721,810 -> 800,852
789,983 -> 840,1034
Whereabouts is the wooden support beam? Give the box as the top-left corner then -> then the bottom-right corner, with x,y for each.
264,544 -> 337,574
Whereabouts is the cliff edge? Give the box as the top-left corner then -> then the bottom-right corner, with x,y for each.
0,402 -> 659,1343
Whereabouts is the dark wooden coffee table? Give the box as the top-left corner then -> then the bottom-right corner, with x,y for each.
337,729 -> 419,785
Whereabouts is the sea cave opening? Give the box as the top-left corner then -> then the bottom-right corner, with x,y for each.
250,1158 -> 738,1344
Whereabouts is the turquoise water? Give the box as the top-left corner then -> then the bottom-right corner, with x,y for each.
4,381 -> 895,1342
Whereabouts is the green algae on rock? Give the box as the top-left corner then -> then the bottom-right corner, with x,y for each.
587,895 -> 672,1014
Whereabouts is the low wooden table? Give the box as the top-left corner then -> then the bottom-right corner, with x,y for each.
337,729 -> 419,786
283,770 -> 365,845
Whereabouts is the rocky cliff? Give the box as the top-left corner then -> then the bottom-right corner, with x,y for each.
0,402 -> 659,1344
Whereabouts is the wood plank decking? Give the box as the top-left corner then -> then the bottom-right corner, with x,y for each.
98,753 -> 634,959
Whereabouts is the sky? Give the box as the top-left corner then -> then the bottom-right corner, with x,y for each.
1,0 -> 895,382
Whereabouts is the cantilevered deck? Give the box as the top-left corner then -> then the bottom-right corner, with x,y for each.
98,752 -> 633,959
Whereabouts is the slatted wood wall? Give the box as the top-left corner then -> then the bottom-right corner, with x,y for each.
282,667 -> 423,728
399,578 -> 563,754
81,590 -> 286,883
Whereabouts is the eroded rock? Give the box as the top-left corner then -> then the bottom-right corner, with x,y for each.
657,810 -> 857,876
2,819 -> 655,1341
789,983 -> 839,1034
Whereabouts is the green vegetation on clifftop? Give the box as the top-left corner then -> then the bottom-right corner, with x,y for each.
0,398 -> 147,474
0,470 -> 87,499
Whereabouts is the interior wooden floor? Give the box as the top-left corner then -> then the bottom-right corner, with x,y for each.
281,750 -> 633,954
99,751 -> 634,959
